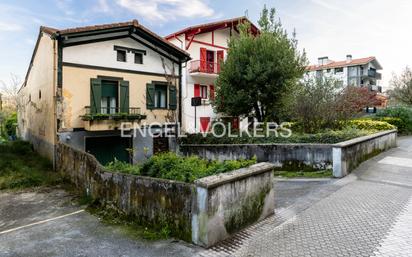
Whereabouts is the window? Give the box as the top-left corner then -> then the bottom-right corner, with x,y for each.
117,50 -> 126,62
326,69 -> 331,73
38,90 -> 41,99
154,84 -> 167,108
100,80 -> 118,114
134,53 -> 143,64
335,67 -> 343,74
200,85 -> 208,99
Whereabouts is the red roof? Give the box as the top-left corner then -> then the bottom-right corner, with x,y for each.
165,16 -> 259,39
306,57 -> 381,71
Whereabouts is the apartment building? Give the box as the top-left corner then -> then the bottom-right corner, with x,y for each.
306,55 -> 383,92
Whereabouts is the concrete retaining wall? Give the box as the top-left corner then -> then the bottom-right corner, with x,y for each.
332,129 -> 397,177
180,144 -> 333,170
192,162 -> 275,247
56,143 -> 275,247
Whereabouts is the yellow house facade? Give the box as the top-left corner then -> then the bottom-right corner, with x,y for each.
18,20 -> 190,165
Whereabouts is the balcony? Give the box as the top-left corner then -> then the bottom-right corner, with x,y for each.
362,69 -> 382,80
81,107 -> 146,131
189,60 -> 220,77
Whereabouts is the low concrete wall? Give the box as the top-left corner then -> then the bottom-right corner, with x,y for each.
56,143 -> 194,241
180,144 -> 333,170
332,130 -> 397,177
56,143 -> 275,247
192,162 -> 275,247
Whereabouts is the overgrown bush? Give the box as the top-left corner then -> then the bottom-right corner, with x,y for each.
375,107 -> 412,134
0,140 -> 61,190
106,152 -> 257,183
1,112 -> 17,139
347,120 -> 395,131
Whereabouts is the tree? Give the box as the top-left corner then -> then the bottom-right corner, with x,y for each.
293,78 -> 383,133
388,67 -> 412,106
213,5 -> 307,122
0,73 -> 21,113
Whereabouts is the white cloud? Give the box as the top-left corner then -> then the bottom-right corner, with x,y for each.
116,0 -> 215,22
0,22 -> 23,31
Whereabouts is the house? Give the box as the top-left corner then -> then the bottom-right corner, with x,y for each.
306,55 -> 383,92
17,20 -> 190,165
166,17 -> 259,133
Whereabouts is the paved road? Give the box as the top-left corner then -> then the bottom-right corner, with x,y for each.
199,136 -> 412,257
0,188 -> 199,257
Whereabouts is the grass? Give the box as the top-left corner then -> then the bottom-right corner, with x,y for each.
0,140 -> 63,190
274,169 -> 333,178
87,202 -> 171,241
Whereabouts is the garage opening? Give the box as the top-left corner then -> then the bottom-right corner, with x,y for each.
85,136 -> 131,165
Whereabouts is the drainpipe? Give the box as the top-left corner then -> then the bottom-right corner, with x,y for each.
52,37 -> 58,171
178,63 -> 183,126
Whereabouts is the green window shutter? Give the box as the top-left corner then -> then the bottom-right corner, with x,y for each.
119,80 -> 129,113
90,78 -> 102,114
169,85 -> 177,110
146,83 -> 155,110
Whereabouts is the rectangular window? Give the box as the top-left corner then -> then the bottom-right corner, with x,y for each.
200,85 -> 208,99
154,84 -> 167,108
117,50 -> 126,62
335,67 -> 343,74
134,53 -> 143,64
100,80 -> 118,114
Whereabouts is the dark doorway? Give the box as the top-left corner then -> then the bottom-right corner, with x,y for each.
206,50 -> 215,73
153,136 -> 169,155
85,136 -> 131,165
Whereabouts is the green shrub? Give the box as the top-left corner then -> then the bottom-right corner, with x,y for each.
106,158 -> 141,175
347,119 -> 395,131
376,107 -> 412,134
180,127 -> 374,145
105,152 -> 257,183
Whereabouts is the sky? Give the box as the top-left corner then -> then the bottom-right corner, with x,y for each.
0,0 -> 411,89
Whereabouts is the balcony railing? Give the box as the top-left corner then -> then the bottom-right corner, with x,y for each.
189,60 -> 220,74
361,69 -> 382,79
80,106 -> 146,121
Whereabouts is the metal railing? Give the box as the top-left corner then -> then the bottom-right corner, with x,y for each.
189,60 -> 220,74
84,106 -> 141,115
81,106 -> 144,121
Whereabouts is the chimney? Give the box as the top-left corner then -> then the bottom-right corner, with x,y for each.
346,54 -> 352,63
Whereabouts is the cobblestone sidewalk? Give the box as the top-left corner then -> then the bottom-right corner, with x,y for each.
199,137 -> 412,257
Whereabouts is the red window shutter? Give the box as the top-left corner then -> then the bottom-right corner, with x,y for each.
209,85 -> 215,100
200,117 -> 211,132
194,84 -> 200,97
200,48 -> 207,72
217,50 -> 224,72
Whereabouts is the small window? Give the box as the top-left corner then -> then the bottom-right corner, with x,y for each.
117,50 -> 126,62
154,84 -> 167,108
134,53 -> 143,64
335,67 -> 343,74
326,69 -> 331,73
29,94 -> 31,102
39,90 -> 41,99
200,85 -> 208,99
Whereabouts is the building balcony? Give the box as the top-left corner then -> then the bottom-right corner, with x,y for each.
362,69 -> 382,80
81,106 -> 146,131
189,60 -> 220,77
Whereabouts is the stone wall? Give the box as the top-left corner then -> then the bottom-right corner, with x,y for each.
192,162 -> 275,247
56,143 -> 275,247
56,143 -> 194,241
180,144 -> 333,170
332,129 -> 397,177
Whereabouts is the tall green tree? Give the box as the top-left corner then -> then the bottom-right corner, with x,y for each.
213,5 -> 307,122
